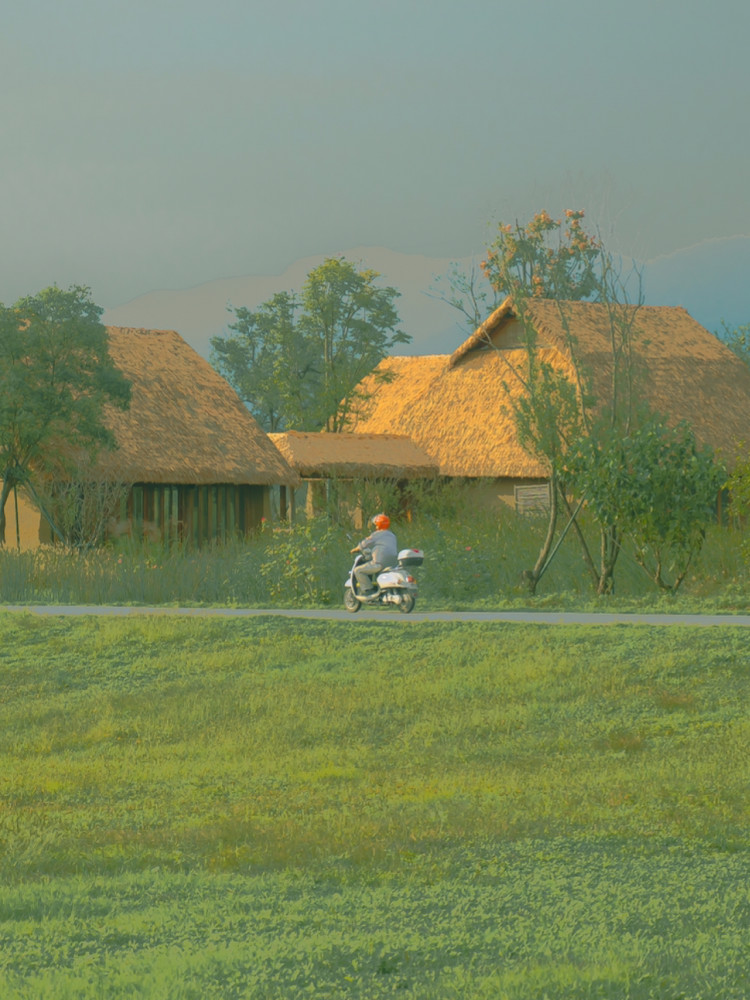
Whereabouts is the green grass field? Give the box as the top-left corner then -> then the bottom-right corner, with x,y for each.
0,613 -> 748,998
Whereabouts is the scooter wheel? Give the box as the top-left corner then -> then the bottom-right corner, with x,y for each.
399,593 -> 416,614
344,588 -> 361,613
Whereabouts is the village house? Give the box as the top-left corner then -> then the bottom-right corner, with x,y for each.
269,430 -> 439,526
346,298 -> 750,513
6,326 -> 299,548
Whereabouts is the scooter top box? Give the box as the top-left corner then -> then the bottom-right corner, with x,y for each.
397,548 -> 424,567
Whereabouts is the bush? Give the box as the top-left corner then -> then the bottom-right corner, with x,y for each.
1,494 -> 749,609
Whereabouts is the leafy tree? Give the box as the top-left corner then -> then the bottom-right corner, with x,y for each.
474,210 -> 646,593
716,321 -> 750,563
727,454 -> 750,564
568,417 -> 724,592
298,257 -> 409,431
211,257 -> 409,432
0,285 -> 131,546
211,292 -> 313,432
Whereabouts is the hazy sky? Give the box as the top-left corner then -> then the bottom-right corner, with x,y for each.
2,0 -> 748,309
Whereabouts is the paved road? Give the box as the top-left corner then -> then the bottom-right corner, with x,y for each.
3,605 -> 750,626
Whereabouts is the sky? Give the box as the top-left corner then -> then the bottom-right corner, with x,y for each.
2,0 -> 749,311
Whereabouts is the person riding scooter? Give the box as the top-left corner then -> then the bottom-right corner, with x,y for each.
350,513 -> 398,597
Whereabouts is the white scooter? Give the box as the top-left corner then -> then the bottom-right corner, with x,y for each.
344,548 -> 424,613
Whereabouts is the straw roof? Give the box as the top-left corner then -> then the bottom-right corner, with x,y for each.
349,301 -> 750,476
269,431 -> 439,479
90,327 -> 298,485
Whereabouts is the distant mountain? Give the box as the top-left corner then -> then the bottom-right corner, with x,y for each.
103,238 -> 750,360
102,248 -> 471,360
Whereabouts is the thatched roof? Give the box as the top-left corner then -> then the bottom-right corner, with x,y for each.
91,327 -> 299,485
349,301 -> 750,476
269,431 -> 439,479
448,296 -> 515,366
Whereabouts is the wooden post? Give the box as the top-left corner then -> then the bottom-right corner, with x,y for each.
13,484 -> 20,550
287,486 -> 296,524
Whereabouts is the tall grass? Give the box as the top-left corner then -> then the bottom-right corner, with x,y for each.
1,501 -> 749,609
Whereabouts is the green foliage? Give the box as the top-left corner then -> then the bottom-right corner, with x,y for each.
0,847 -> 747,998
299,256 -> 410,430
211,257 -> 409,432
568,418 -> 726,591
728,458 -> 750,515
717,319 -> 750,368
727,453 -> 750,564
0,615 -> 747,997
511,344 -> 585,472
1,502 -> 750,609
210,291 -> 310,431
257,519 -> 342,603
0,285 -> 131,545
474,208 -> 692,597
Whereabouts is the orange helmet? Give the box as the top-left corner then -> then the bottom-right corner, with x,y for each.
372,513 -> 390,530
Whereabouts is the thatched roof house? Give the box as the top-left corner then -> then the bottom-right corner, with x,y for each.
269,431 -> 438,523
99,327 -> 296,486
36,327 -> 299,546
347,298 -> 750,508
269,431 -> 439,480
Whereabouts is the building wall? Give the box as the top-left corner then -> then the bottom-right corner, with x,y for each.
0,484 -> 45,550
2,481 -> 277,549
456,477 -> 550,513
294,476 -> 543,525
116,483 -> 271,546
301,478 -> 417,528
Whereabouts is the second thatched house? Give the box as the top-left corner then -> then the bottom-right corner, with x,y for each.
269,430 -> 439,525
28,326 -> 299,547
346,298 -> 750,512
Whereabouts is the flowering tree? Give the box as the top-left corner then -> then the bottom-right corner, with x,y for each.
481,209 -> 604,302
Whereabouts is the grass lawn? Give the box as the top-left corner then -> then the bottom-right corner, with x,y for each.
0,612 -> 748,998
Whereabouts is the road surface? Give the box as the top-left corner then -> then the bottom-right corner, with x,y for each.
3,605 -> 750,626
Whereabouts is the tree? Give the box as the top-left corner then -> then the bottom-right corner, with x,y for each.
717,320 -> 750,369
482,213 -> 724,595
474,211 -> 605,592
502,318 -> 588,592
727,453 -> 750,564
476,210 -> 659,595
211,257 -> 409,432
31,464 -> 132,551
481,209 -> 604,302
0,285 -> 131,546
298,257 -> 410,431
568,417 -> 725,592
210,292 -> 313,432
428,259 -> 501,335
